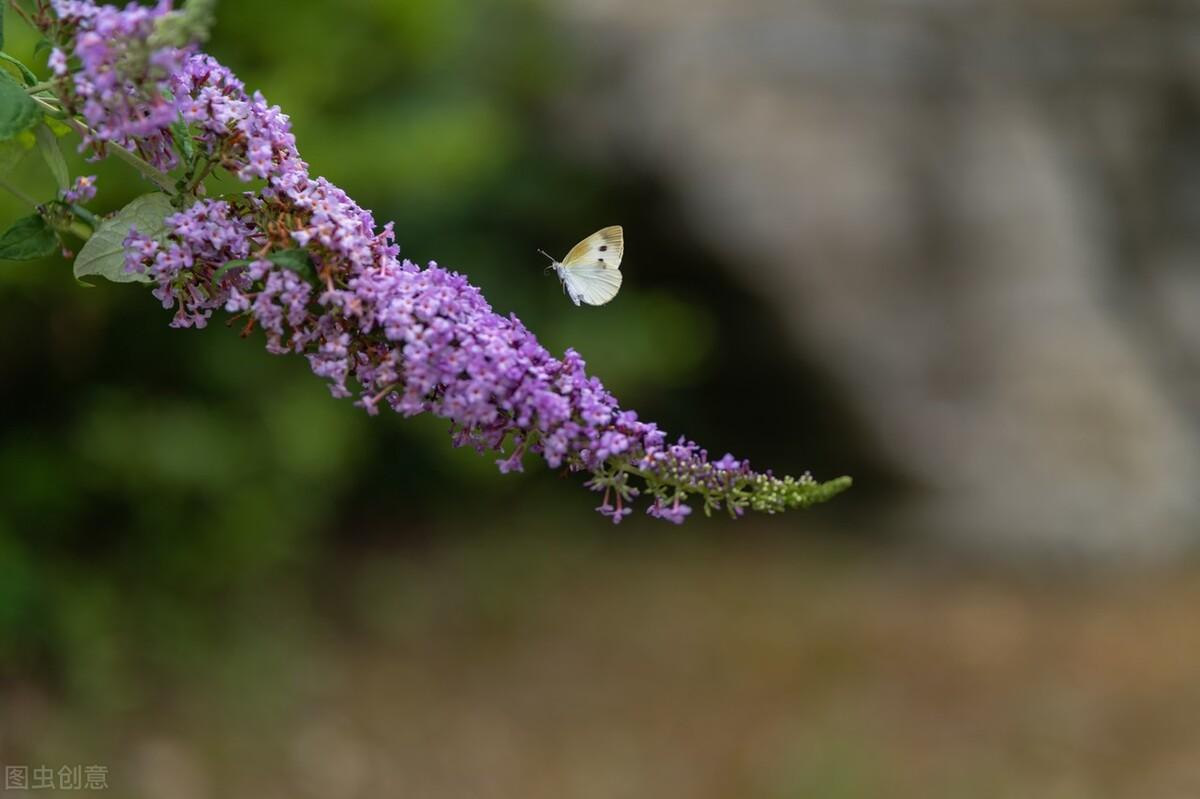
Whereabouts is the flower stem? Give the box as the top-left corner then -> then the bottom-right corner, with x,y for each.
185,157 -> 216,196
65,219 -> 93,241
31,96 -> 177,195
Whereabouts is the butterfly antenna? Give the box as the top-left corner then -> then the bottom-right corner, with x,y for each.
537,248 -> 556,274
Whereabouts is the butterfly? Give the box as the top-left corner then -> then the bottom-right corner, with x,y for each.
539,225 -> 624,306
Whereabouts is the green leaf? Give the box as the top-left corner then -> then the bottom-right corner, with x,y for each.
0,215 -> 58,261
34,123 -> 68,191
73,192 -> 174,284
212,258 -> 251,281
212,250 -> 314,283
0,53 -> 37,87
267,248 -> 313,276
0,71 -> 39,141
211,249 -> 315,284
171,116 -> 195,167
33,39 -> 53,61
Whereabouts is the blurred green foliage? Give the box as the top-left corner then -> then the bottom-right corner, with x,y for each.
0,0 -> 733,703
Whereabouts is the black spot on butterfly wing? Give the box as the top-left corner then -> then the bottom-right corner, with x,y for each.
599,245 -> 608,252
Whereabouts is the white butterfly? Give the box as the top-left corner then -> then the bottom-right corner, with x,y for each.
540,225 -> 624,306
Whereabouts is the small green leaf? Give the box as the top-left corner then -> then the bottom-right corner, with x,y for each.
73,192 -> 174,284
212,258 -> 250,281
0,53 -> 37,87
0,214 -> 58,260
34,123 -> 68,191
33,39 -> 53,61
0,71 -> 39,141
211,249 -> 314,284
267,248 -> 313,276
171,116 -> 195,167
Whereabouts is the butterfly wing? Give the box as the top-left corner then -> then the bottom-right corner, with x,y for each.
560,225 -> 624,306
562,264 -> 623,306
562,225 -> 624,271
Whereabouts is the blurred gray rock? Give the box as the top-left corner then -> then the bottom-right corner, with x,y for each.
552,0 -> 1200,559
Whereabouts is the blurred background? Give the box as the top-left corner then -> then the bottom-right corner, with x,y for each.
2,0 -> 1200,796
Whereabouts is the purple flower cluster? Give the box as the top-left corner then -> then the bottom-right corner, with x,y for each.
49,0 -> 849,522
126,198 -> 257,328
50,0 -> 192,169
61,174 -> 97,205
171,54 -> 302,182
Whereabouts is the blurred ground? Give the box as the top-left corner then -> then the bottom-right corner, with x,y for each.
6,528 -> 1200,799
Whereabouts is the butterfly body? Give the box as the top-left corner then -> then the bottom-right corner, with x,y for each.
543,226 -> 624,306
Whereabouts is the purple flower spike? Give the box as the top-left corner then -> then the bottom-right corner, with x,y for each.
45,0 -> 851,523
